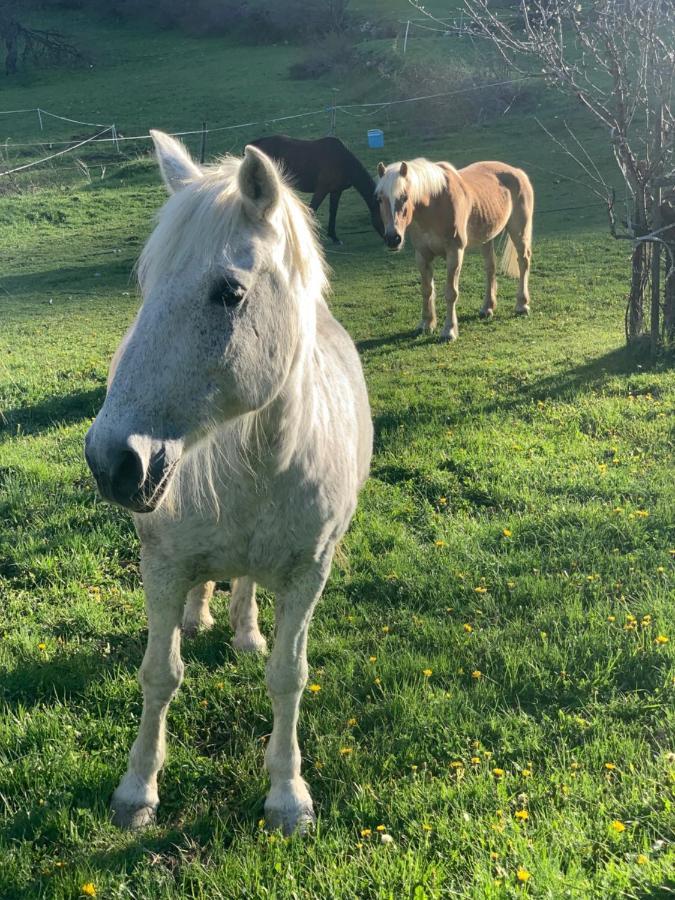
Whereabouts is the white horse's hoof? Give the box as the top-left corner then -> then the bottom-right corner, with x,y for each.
264,781 -> 315,836
515,305 -> 530,316
479,308 -> 494,320
110,799 -> 157,830
232,631 -> 268,654
264,800 -> 315,836
440,331 -> 458,343
182,616 -> 214,638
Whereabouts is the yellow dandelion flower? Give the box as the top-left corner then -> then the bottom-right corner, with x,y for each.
374,677 -> 381,685
598,463 -> 607,473
81,885 -> 97,898
199,699 -> 208,708
381,625 -> 390,634
613,507 -> 623,514
471,670 -> 482,680
604,762 -> 617,771
422,668 -> 433,677
463,623 -> 473,633
216,681 -> 225,689
471,756 -> 481,764
376,824 -> 386,832
517,868 -> 531,882
438,496 -> 448,505
347,717 -> 357,726
655,634 -> 669,645
450,760 -> 463,769
636,854 -> 648,865
37,642 -> 47,652
308,683 -> 321,693
422,823 -> 432,832
411,764 -> 418,771
656,566 -> 665,574
474,586 -> 487,594
515,810 -> 529,821
502,528 -> 512,538
435,540 -> 447,548
521,768 -> 532,777
641,615 -> 652,625
339,747 -> 353,755
610,820 -> 626,833
570,761 -> 581,770
490,851 -> 499,860
607,615 -> 616,622
492,767 -> 505,777
369,655 -> 377,662
360,828 -> 371,837
635,509 -> 649,518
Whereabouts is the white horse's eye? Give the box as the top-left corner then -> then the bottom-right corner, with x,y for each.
210,278 -> 245,309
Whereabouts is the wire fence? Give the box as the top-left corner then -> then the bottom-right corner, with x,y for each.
0,86 -> 610,222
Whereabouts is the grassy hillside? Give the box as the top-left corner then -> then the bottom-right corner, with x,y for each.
1,7 -> 674,899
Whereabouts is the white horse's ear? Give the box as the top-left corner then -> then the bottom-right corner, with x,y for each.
239,145 -> 281,220
150,130 -> 202,194
399,161 -> 408,177
377,161 -> 386,178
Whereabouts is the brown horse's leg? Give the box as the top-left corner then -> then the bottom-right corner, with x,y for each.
327,190 -> 342,244
480,241 -> 497,319
415,251 -> 437,334
506,195 -> 533,315
441,245 -> 464,342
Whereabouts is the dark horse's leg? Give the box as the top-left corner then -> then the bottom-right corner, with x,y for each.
327,191 -> 343,244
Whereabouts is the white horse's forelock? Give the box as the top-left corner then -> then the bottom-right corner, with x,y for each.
138,155 -> 329,299
377,157 -> 451,205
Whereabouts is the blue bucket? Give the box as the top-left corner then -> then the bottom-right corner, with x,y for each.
367,128 -> 384,149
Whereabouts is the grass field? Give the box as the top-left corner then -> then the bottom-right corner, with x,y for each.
1,7 -> 675,899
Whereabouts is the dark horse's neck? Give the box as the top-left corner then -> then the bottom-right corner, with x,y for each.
347,153 -> 378,212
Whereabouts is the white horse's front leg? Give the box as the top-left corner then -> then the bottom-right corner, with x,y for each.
230,577 -> 267,654
263,563 -> 330,835
111,560 -> 187,829
182,581 -> 215,636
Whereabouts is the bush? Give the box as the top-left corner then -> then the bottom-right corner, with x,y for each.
288,33 -> 354,80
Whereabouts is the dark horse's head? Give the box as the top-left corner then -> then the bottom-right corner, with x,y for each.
369,198 -> 385,238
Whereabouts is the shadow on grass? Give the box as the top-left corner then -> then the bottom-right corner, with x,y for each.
0,258 -> 136,299
1,386 -> 106,436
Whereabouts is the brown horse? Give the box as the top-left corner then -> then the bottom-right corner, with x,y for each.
250,134 -> 384,244
375,157 -> 534,342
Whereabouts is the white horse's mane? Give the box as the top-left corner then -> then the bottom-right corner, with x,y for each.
377,158 -> 452,205
138,156 -> 329,299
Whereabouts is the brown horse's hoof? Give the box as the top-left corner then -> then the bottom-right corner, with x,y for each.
479,308 -> 495,320
514,305 -> 530,316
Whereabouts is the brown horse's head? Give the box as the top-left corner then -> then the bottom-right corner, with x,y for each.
375,161 -> 414,251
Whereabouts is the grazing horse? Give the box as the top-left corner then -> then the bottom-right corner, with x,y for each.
250,134 -> 384,244
375,157 -> 534,342
85,132 -> 373,835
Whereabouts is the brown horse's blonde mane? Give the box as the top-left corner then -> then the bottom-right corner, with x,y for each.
376,157 -> 451,205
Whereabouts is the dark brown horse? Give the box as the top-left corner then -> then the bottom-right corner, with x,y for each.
250,134 -> 384,244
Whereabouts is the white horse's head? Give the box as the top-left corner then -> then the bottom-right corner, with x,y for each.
85,131 -> 325,513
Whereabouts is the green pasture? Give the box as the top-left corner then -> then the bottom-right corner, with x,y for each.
1,7 -> 674,899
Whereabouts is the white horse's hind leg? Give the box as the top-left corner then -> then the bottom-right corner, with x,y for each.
229,577 -> 267,654
480,241 -> 497,319
415,251 -> 437,334
441,245 -> 464,342
111,563 -> 186,829
263,563 -> 329,835
182,581 -> 215,636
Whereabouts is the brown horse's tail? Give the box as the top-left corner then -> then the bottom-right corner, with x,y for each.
499,235 -> 520,278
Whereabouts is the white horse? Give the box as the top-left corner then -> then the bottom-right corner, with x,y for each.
85,132 -> 372,835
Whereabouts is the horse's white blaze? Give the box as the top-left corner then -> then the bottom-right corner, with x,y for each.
85,132 -> 372,835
